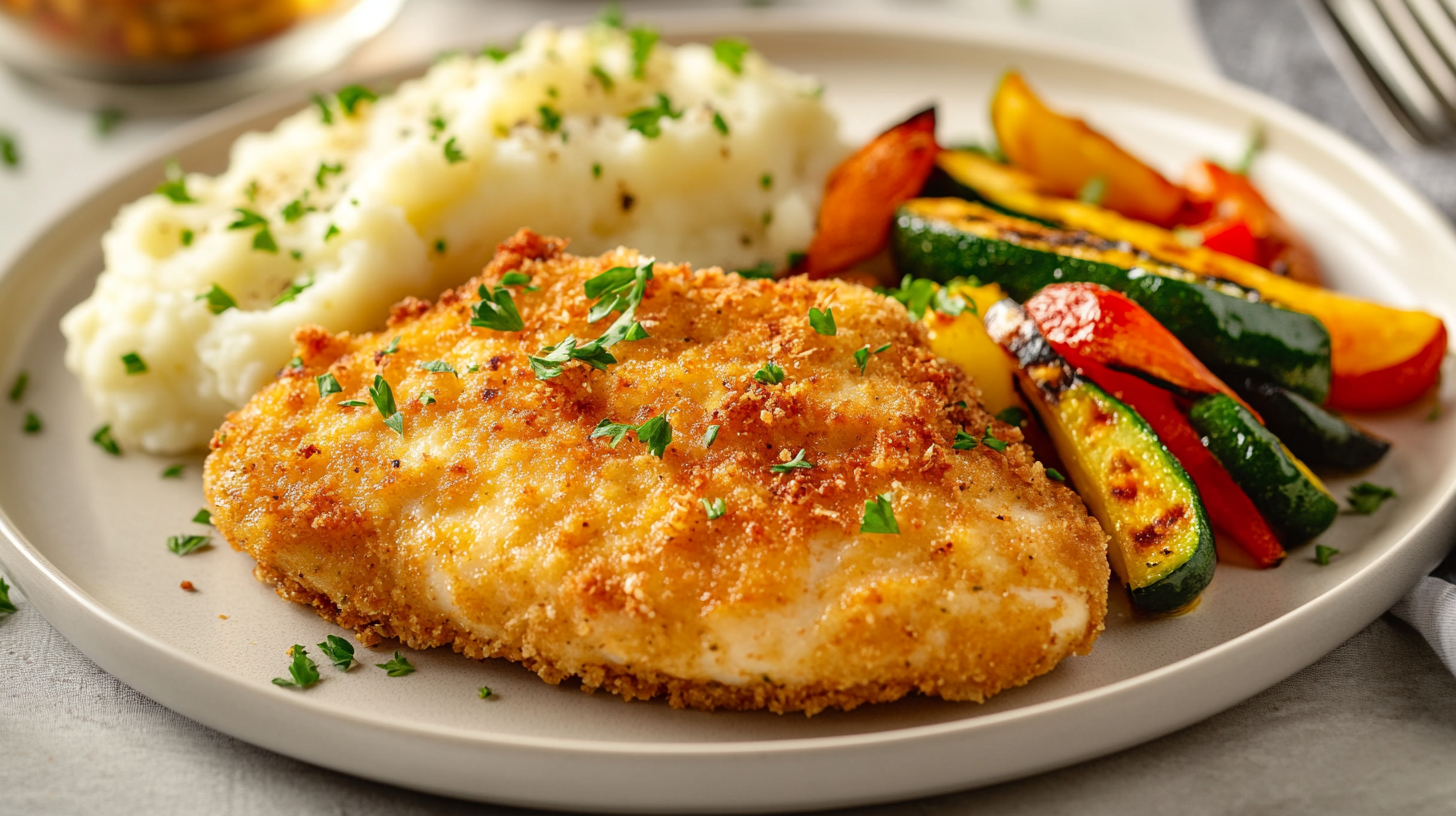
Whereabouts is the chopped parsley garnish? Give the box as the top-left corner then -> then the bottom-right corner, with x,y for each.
310,92 -> 333,125
630,25 -> 659,79
591,65 -> 615,92
162,463 -> 185,478
808,307 -> 836,335
770,449 -> 813,473
597,2 -> 624,27
1231,122 -> 1265,176
0,132 -> 18,169
244,179 -> 258,202
369,375 -> 403,436
702,498 -> 726,520
539,105 -> 562,133
317,634 -> 355,671
995,406 -> 1026,427
753,360 -> 786,384
1314,544 -> 1339,566
419,360 -> 457,376
9,371 -> 27,402
316,373 -> 342,397
471,283 -> 525,331
625,93 -> 681,138
272,645 -> 321,689
166,533 -> 209,555
859,492 -> 900,534
155,160 -> 194,203
338,399 -> 368,407
197,283 -> 238,314
181,229 -> 194,246
192,508 -> 212,525
381,336 -> 401,356
443,137 -> 466,164
22,412 -> 41,434
336,85 -> 377,115
529,261 -> 653,379
1077,174 -> 1107,205
0,576 -> 15,614
981,426 -> 1007,453
500,271 -> 538,290
759,172 -> 772,189
121,352 -> 147,374
376,651 -> 416,677
315,161 -> 343,189
713,38 -> 751,75
287,356 -> 304,370
702,424 -> 720,448
324,224 -> 340,242
92,424 -> 121,456
1347,482 -> 1396,515
95,108 -> 125,136
762,210 -> 773,226
952,429 -> 977,450
274,277 -> 313,306
1047,468 -> 1066,481
734,261 -> 776,279
428,113 -> 447,138
252,228 -> 278,252
420,391 -> 436,405
590,413 -> 672,457
434,238 -> 447,254
880,275 -> 967,320
228,208 -> 277,253
478,685 -> 494,699
854,343 -> 891,374
592,162 -> 603,179
482,45 -> 512,62
281,197 -> 315,223
712,111 -> 730,136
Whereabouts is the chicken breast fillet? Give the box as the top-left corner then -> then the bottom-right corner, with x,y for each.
205,229 -> 1108,714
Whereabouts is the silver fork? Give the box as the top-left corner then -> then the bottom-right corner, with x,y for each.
1299,0 -> 1456,148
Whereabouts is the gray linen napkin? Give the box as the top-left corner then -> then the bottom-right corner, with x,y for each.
1197,0 -> 1456,666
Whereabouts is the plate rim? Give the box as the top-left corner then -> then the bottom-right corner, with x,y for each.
2,8 -> 1454,810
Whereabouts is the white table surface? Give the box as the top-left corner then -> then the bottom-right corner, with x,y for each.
6,1 -> 1456,814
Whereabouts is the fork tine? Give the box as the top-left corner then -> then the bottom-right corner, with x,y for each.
1406,0 -> 1456,76
1306,0 -> 1449,145
1374,0 -> 1456,120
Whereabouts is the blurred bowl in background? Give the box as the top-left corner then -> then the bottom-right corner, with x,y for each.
0,0 -> 407,113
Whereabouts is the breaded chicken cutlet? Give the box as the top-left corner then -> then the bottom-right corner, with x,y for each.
204,229 -> 1108,714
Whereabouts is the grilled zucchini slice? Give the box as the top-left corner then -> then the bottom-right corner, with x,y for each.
1231,377 -> 1390,473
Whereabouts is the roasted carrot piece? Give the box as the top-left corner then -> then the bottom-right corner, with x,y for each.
991,71 -> 1187,228
803,107 -> 939,279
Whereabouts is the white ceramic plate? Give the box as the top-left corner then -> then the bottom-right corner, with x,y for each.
3,11 -> 1455,813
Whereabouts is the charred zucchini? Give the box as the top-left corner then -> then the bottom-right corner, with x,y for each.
893,197 -> 1333,402
1188,394 -> 1339,544
1231,377 -> 1390,472
986,299 -> 1215,612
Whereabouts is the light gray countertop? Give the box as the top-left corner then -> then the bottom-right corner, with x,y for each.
5,0 -> 1456,813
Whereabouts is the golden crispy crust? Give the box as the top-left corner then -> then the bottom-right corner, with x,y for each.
205,229 -> 1109,714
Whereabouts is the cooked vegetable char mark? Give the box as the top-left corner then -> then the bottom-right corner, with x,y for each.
204,229 -> 1110,715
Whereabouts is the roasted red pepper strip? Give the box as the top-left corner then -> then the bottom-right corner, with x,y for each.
1023,282 -> 1259,418
804,107 -> 939,279
1183,159 -> 1323,286
1068,354 -> 1287,568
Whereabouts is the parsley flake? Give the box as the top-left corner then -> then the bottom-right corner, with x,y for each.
703,424 -> 720,448
539,105 -> 562,133
317,634 -> 355,671
274,277 -> 313,306
0,576 -> 15,614
155,160 -> 193,203
166,534 -> 209,555
854,343 -> 891,374
324,224 -> 340,242
92,425 -> 121,456
281,196 -> 315,223
630,25 -> 659,79
9,371 -> 28,402
1314,544 -> 1339,566
995,407 -> 1026,427
478,685 -> 494,699
734,261 -> 775,279
316,373 -> 342,398
0,132 -> 18,169
981,426 -> 1008,453
420,391 -> 436,405
192,508 -> 212,525
419,360 -> 457,376
471,283 -> 525,331
443,137 -> 467,164
713,38 -> 751,75
315,161 -> 343,189
380,336 -> 401,356
310,92 -> 333,125
590,413 -> 672,457
197,283 -> 238,314
712,111 -> 730,136
702,497 -> 726,520
272,645 -> 321,689
181,229 -> 194,247
597,2 -> 624,27
376,650 -> 416,677
336,85 -> 377,115
482,45 -> 512,62
162,463 -> 185,478
338,399 -> 369,407
1047,468 -> 1066,481
952,429 -> 978,450
1347,482 -> 1396,515
760,172 -> 772,189
881,275 -> 967,320
770,449 -> 814,473
808,307 -> 836,336
625,93 -> 681,138
500,271 -> 538,290
860,492 -> 900,534
592,162 -> 603,179
592,65 -> 615,92
229,208 -> 266,230
369,375 -> 403,436
252,228 -> 278,253
22,412 -> 41,434
95,108 -> 125,137
1231,122 -> 1266,176
434,238 -> 447,254
753,360 -> 786,384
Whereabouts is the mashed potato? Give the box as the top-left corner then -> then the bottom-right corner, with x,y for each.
62,22 -> 844,453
